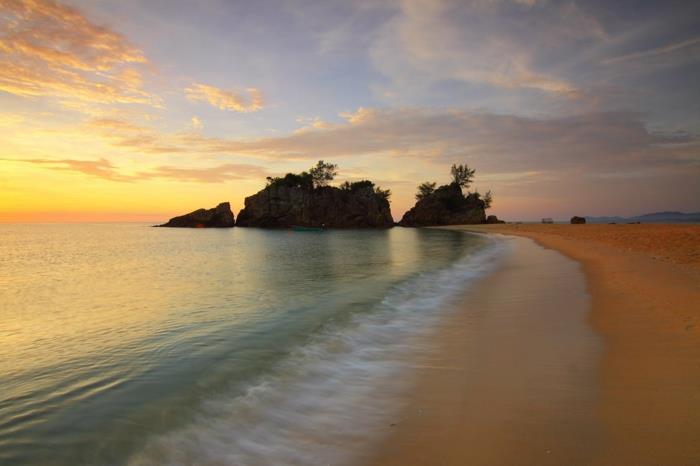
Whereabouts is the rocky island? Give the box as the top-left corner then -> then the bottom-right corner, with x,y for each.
400,164 -> 499,226
157,202 -> 235,228
236,161 -> 394,228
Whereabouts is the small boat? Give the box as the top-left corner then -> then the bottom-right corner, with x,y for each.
292,225 -> 325,232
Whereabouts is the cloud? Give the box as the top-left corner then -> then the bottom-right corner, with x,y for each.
294,116 -> 332,133
88,108 -> 698,183
9,157 -> 136,181
367,0 -> 607,98
0,0 -> 158,106
0,113 -> 24,126
185,83 -> 264,112
5,157 -> 269,183
601,36 -> 700,66
86,117 -> 186,154
142,163 -> 268,183
190,116 -> 203,130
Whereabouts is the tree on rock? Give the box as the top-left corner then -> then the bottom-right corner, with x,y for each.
416,181 -> 436,200
236,162 -> 394,228
450,164 -> 476,191
309,160 -> 338,188
483,190 -> 493,209
399,163 -> 495,227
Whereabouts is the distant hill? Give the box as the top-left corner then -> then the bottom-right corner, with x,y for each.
585,211 -> 700,224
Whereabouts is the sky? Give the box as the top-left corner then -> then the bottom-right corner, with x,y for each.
1,0 -> 699,222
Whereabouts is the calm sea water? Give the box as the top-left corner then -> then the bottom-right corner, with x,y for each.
0,224 -> 504,466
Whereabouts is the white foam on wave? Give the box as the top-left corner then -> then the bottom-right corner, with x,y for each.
127,234 -> 509,466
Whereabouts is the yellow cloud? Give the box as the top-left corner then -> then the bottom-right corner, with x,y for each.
0,113 -> 24,126
294,116 -> 333,133
0,0 -> 157,106
4,157 -> 269,183
190,116 -> 203,130
185,83 -> 264,112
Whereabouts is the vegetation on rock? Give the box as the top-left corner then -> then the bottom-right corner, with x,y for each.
400,163 -> 494,226
237,161 -> 394,228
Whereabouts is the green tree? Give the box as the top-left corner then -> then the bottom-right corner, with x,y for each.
374,186 -> 391,201
266,172 -> 313,189
450,164 -> 476,191
415,181 -> 437,201
309,160 -> 338,188
483,190 -> 493,209
340,180 -> 374,191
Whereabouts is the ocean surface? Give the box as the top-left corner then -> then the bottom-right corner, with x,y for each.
0,224 -> 505,466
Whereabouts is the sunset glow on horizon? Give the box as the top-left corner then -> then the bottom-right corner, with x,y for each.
1,0 -> 699,222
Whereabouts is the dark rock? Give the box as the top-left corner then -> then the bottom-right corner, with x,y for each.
157,202 -> 235,228
485,215 -> 505,224
570,216 -> 586,224
399,183 -> 486,227
236,184 -> 393,228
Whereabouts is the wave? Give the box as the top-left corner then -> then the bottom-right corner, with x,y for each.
127,234 -> 509,466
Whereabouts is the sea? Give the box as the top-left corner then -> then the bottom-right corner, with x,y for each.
0,224 -> 506,466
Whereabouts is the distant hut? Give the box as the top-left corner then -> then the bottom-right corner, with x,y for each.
541,218 -> 554,224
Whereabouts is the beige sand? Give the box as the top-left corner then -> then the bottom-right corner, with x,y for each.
372,224 -> 700,466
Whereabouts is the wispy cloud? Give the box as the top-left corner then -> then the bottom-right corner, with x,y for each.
142,163 -> 268,183
367,0 -> 607,98
189,116 -> 203,131
85,107 -> 698,180
4,157 -> 269,183
9,158 -> 136,181
185,83 -> 264,112
0,0 -> 158,107
602,36 -> 700,65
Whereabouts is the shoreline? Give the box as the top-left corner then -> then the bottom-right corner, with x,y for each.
370,233 -> 602,465
372,224 -> 699,465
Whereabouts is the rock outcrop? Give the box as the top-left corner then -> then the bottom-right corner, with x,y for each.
157,202 -> 235,228
399,183 -> 486,227
236,183 -> 393,228
485,215 -> 505,224
570,216 -> 586,224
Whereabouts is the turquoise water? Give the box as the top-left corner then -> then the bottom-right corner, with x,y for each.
0,224 -> 503,466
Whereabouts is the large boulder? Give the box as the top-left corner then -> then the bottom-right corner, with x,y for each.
236,184 -> 394,228
485,215 -> 505,224
570,216 -> 586,224
399,183 -> 486,227
157,202 -> 235,228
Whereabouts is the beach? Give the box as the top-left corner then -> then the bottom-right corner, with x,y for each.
372,224 -> 700,466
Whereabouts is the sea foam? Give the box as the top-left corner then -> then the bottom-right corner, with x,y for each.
127,234 -> 508,466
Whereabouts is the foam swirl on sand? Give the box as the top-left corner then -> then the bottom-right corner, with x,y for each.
128,235 -> 507,466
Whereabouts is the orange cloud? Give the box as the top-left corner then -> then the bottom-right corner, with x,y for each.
185,83 -> 264,112
85,110 -> 699,178
0,0 -> 157,106
143,164 -> 268,183
10,157 -> 136,181
5,157 -> 269,183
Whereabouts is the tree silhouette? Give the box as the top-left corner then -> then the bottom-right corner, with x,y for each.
483,190 -> 493,209
415,181 -> 437,200
309,160 -> 338,188
450,164 -> 476,191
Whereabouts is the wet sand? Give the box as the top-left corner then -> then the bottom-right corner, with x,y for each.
371,235 -> 602,466
372,224 -> 700,465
